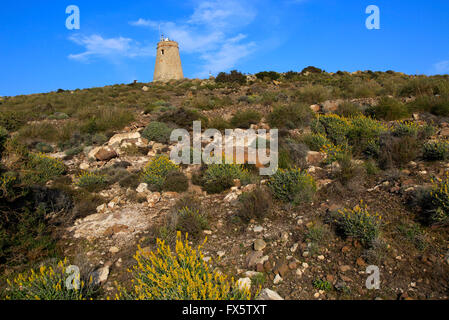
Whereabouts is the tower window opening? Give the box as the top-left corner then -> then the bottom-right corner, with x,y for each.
161,49 -> 165,55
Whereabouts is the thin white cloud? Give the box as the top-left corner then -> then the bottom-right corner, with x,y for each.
68,34 -> 154,62
434,60 -> 449,74
130,0 -> 257,76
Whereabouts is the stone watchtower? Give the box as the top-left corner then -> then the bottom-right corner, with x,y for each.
153,36 -> 184,82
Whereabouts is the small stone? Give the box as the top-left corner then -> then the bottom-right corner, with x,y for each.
246,251 -> 263,268
256,289 -> 283,300
109,246 -> 119,254
302,251 -> 309,258
263,260 -> 273,272
217,251 -> 225,258
256,263 -> 265,272
314,292 -> 320,298
317,255 -> 325,261
203,230 -> 212,235
254,239 -> 267,251
273,274 -> 283,284
92,266 -> 110,285
296,269 -> 303,277
340,265 -> 351,272
79,163 -> 90,171
288,261 -> 297,270
302,262 -> 309,269
253,226 -> 264,233
274,263 -> 289,277
290,243 -> 299,252
136,183 -> 149,193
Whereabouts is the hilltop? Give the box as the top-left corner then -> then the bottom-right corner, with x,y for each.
1,68 -> 449,300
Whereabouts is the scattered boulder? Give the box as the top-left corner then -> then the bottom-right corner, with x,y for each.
256,288 -> 283,300
93,147 -> 118,161
92,265 -> 110,286
246,250 -> 263,268
237,277 -> 251,291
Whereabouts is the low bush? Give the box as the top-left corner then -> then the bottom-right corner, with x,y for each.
24,153 -> 66,184
392,121 -> 419,138
141,122 -> 172,144
201,164 -> 249,194
423,140 -> 449,161
336,202 -> 382,247
162,171 -> 189,193
378,134 -> 419,169
301,133 -> 331,152
255,71 -> 281,81
237,187 -> 273,222
296,85 -> 330,104
215,70 -> 247,85
428,175 -> 449,224
74,172 -> 108,192
115,232 -> 252,300
230,110 -> 262,129
0,126 -> 8,156
268,103 -> 312,129
268,168 -> 316,204
336,102 -> 361,117
311,114 -> 351,146
157,107 -> 207,129
141,155 -> 179,191
35,142 -> 54,154
365,97 -> 409,121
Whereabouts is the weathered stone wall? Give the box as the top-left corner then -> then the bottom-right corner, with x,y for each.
153,41 -> 184,82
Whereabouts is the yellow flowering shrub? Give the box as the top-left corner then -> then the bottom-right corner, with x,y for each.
141,155 -> 179,191
0,172 -> 18,200
74,171 -> 108,192
320,143 -> 348,164
24,153 -> 66,184
429,174 -> 449,223
337,201 -> 382,247
115,232 -> 253,300
3,258 -> 99,300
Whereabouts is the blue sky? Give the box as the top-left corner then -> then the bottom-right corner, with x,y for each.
1,0 -> 448,96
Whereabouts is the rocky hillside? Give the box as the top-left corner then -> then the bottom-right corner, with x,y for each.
1,69 -> 449,300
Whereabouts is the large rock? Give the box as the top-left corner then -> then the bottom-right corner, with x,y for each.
306,151 -> 327,165
89,147 -> 118,161
256,288 -> 284,300
108,132 -> 141,147
246,250 -> 263,268
237,277 -> 251,291
310,104 -> 321,113
92,265 -> 110,286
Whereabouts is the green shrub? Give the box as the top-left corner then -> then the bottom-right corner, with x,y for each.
268,103 -> 312,129
423,140 -> 449,161
175,207 -> 209,239
312,278 -> 332,292
0,126 -> 8,156
365,97 -> 409,121
48,112 -> 69,120
141,155 -> 179,191
208,116 -> 231,131
201,164 -> 249,194
237,187 -> 273,222
157,107 -> 207,129
392,121 -> 419,138
311,114 -> 351,145
301,133 -> 331,152
162,171 -> 189,193
255,71 -> 280,81
268,168 -> 316,204
301,66 -> 324,74
24,153 -> 66,184
378,135 -> 419,169
429,175 -> 449,224
230,110 -> 262,129
35,142 -> 54,153
296,85 -> 330,104
115,233 -> 252,300
3,258 -> 99,300
75,171 -> 108,192
142,122 -> 172,144
215,70 -> 247,85
336,102 -> 361,117
336,202 -> 381,247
